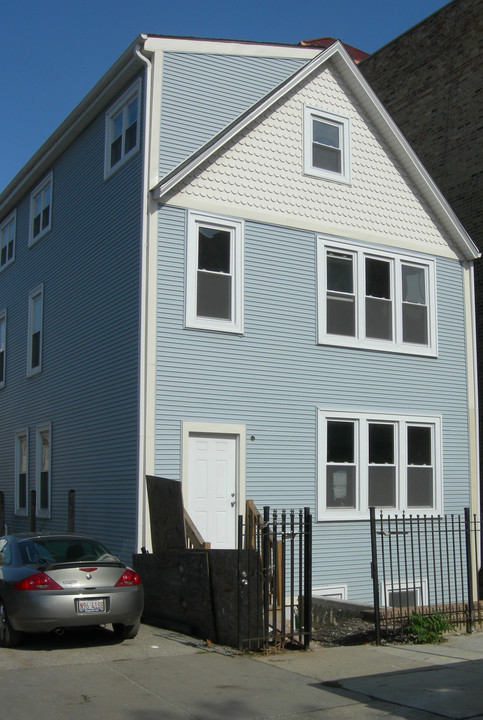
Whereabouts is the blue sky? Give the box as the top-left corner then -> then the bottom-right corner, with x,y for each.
0,0 -> 450,192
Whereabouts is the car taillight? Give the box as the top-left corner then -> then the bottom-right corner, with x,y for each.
14,572 -> 62,590
115,569 -> 141,587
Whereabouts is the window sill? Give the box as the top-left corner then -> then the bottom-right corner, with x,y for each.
0,260 -> 14,274
104,148 -> 139,181
318,509 -> 442,521
27,368 -> 42,378
317,336 -> 437,358
185,319 -> 244,335
28,229 -> 51,248
304,168 -> 352,185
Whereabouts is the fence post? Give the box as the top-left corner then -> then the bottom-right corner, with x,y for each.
67,490 -> 75,532
303,507 -> 312,649
464,507 -> 475,632
0,492 -> 4,535
29,490 -> 36,532
370,507 -> 381,644
262,506 -> 270,649
237,514 -> 244,651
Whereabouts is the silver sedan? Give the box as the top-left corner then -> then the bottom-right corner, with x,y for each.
0,533 -> 144,647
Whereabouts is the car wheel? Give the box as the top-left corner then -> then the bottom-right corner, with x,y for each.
0,599 -> 22,648
112,620 -> 140,640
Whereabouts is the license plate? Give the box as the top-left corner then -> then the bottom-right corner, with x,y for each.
76,598 -> 106,614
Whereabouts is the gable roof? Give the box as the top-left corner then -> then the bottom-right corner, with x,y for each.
151,41 -> 479,262
299,36 -> 369,63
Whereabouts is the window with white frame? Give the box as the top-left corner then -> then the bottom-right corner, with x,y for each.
29,174 -> 52,245
304,106 -> 351,183
318,409 -> 441,520
27,285 -> 43,376
381,578 -> 428,609
1,211 -> 15,270
104,80 -> 141,177
0,310 -> 6,389
36,424 -> 51,518
317,237 -> 437,355
15,430 -> 28,516
186,212 -> 244,333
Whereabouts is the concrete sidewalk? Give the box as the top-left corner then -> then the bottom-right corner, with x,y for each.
0,624 -> 482,719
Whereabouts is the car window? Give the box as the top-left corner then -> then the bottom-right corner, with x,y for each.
18,538 -> 117,564
0,538 -> 12,565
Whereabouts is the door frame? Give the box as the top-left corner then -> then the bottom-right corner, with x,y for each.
181,422 -> 246,540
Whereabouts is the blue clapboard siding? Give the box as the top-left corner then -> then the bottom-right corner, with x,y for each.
154,204 -> 471,600
159,52 -> 307,176
0,75 -> 144,563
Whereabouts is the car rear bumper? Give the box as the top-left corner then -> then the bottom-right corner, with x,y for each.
8,585 -> 144,633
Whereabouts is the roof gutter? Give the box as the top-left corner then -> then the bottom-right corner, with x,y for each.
0,35 -> 147,216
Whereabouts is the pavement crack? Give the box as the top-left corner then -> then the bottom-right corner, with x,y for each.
104,661 -> 198,718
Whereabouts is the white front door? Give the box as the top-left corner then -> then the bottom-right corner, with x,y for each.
187,433 -> 238,549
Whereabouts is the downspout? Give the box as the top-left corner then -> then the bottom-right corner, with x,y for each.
134,40 -> 152,553
467,262 -> 481,572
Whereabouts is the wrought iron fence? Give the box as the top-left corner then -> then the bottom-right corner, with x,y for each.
237,503 -> 312,651
370,507 -> 481,641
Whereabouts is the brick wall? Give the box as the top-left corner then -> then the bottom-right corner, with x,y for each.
360,0 -> 482,250
360,0 -> 483,528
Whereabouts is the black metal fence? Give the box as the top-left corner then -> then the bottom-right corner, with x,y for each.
237,504 -> 312,651
370,507 -> 481,641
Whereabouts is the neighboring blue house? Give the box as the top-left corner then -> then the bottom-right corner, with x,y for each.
0,35 -> 479,602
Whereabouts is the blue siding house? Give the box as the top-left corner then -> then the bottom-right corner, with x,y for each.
0,35 -> 479,602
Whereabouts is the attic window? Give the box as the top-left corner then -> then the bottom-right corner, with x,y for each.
1,211 -> 15,270
29,174 -> 52,246
104,79 -> 141,178
304,106 -> 351,184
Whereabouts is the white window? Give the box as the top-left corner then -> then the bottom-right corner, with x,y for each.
15,430 -> 28,516
27,285 -> 43,376
304,106 -> 351,183
36,424 -> 51,518
0,310 -> 5,389
318,409 -> 442,520
104,80 -> 141,177
1,211 -> 15,270
29,174 -> 52,245
313,585 -> 347,600
317,236 -> 437,355
381,579 -> 428,609
186,212 -> 244,333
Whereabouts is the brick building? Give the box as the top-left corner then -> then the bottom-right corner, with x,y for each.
360,0 -> 483,525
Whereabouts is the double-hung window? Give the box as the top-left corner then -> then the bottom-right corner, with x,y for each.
29,174 -> 52,245
318,237 -> 436,355
0,310 -> 6,389
15,430 -> 28,516
104,80 -> 141,177
27,285 -> 43,376
304,106 -> 351,183
186,212 -> 243,333
1,211 -> 15,270
36,424 -> 51,518
318,409 -> 441,519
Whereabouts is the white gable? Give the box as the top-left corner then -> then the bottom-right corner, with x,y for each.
161,60 -> 458,258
